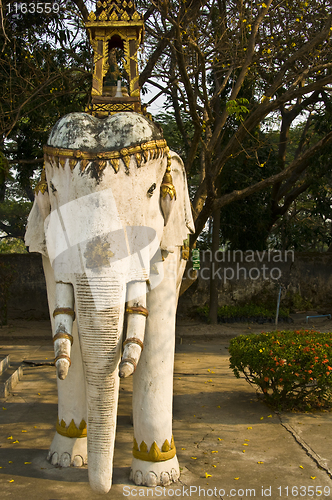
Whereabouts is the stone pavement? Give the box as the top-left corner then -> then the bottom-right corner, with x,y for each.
0,319 -> 332,499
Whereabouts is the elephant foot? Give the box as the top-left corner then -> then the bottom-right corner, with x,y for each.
47,432 -> 87,467
130,456 -> 180,487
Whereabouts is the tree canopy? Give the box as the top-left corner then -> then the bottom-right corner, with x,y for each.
1,0 -> 332,252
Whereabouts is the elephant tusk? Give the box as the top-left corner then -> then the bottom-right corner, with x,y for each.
119,282 -> 147,378
53,283 -> 75,380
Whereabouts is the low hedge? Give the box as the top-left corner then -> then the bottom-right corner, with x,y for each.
197,304 -> 291,324
229,330 -> 332,410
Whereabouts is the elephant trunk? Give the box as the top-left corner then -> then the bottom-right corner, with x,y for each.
74,275 -> 126,494
53,282 -> 75,380
119,280 -> 147,378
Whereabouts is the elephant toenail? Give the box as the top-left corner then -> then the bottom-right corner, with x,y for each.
171,468 -> 180,482
160,471 -> 170,485
60,452 -> 71,467
50,452 -> 59,465
145,471 -> 158,487
134,470 -> 143,485
72,455 -> 84,467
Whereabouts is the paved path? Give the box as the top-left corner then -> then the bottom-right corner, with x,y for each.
0,320 -> 332,499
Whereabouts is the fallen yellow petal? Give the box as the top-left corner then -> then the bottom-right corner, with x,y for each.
311,476 -> 316,480
257,461 -> 264,464
267,415 -> 272,418
207,369 -> 210,372
7,436 -> 13,440
178,378 -> 181,380
217,406 -> 220,408
2,407 -> 7,410
37,393 -> 41,396
9,479 -> 14,483
8,461 -> 12,464
205,473 -> 212,478
211,451 -> 218,453
208,379 -> 212,382
260,417 -> 264,420
299,465 -> 303,469
218,438 -> 223,441
243,443 -> 248,446
21,430 -> 27,433
244,439 -> 250,441
191,457 -> 197,460
24,462 -> 31,465
181,448 -> 186,450
242,450 -> 246,453
234,477 -> 239,480
212,465 -> 216,468
13,440 -> 19,444
247,427 -> 252,430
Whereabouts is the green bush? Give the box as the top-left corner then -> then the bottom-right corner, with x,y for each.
229,330 -> 332,410
196,303 -> 290,323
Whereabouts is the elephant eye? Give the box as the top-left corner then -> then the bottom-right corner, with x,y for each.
147,183 -> 156,197
50,181 -> 57,193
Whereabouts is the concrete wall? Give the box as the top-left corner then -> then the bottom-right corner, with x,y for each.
0,253 -> 48,320
1,251 -> 332,320
178,250 -> 332,317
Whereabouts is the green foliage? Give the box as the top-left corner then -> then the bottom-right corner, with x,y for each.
0,200 -> 33,238
285,292 -> 313,313
197,303 -> 290,323
229,330 -> 332,411
0,238 -> 27,254
226,98 -> 250,122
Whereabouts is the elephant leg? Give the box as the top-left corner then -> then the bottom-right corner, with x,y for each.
42,256 -> 87,467
131,249 -> 181,487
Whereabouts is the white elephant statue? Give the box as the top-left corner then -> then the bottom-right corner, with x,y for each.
25,111 -> 194,494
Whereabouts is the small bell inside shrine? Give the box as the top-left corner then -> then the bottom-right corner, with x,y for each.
85,0 -> 144,117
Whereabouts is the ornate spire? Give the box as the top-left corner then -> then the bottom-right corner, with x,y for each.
85,0 -> 144,117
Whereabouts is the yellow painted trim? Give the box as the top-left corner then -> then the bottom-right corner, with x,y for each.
44,140 -> 168,174
133,436 -> 176,462
56,417 -> 87,438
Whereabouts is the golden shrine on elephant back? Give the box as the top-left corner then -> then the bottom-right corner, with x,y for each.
85,0 -> 144,117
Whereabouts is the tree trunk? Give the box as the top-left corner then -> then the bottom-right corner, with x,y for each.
209,206 -> 221,324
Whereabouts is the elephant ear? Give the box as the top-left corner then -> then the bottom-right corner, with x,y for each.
160,151 -> 195,252
24,198 -> 48,257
